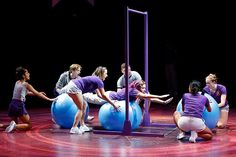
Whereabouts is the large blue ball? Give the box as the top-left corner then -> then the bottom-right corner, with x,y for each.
176,93 -> 220,129
98,100 -> 142,131
51,93 -> 89,128
130,101 -> 142,130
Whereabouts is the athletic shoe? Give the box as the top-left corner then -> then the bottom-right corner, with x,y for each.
86,115 -> 94,121
70,127 -> 83,134
189,131 -> 198,143
176,132 -> 185,140
80,125 -> 91,132
5,120 -> 16,133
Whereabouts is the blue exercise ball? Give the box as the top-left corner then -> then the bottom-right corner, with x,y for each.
176,93 -> 220,129
51,93 -> 89,129
130,101 -> 142,130
98,100 -> 134,131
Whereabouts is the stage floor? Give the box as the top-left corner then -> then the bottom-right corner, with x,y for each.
1,104 -> 236,157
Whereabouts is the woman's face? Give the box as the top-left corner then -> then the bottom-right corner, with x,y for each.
101,69 -> 108,81
206,78 -> 215,89
23,70 -> 30,81
140,83 -> 146,93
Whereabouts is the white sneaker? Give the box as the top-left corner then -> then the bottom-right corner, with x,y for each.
80,125 -> 91,132
70,127 -> 83,134
176,132 -> 185,140
189,131 -> 198,143
86,115 -> 94,122
5,120 -> 16,133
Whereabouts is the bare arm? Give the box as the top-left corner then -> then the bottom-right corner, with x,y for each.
218,94 -> 227,108
150,97 -> 173,104
153,94 -> 170,98
136,92 -> 173,104
137,92 -> 169,99
25,82 -> 56,101
206,100 -> 212,112
96,88 -> 120,111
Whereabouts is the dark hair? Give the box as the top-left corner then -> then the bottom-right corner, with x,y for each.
121,63 -> 131,70
189,80 -> 201,95
16,66 -> 27,80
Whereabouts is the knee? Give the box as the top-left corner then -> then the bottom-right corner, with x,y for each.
173,111 -> 178,116
173,111 -> 181,118
205,134 -> 213,140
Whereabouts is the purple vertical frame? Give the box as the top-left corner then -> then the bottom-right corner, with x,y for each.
93,7 -> 174,136
123,6 -> 132,134
124,8 -> 149,132
142,11 -> 151,126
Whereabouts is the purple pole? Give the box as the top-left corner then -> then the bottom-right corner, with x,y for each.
128,8 -> 147,15
142,12 -> 151,126
144,12 -> 148,96
123,6 -> 132,134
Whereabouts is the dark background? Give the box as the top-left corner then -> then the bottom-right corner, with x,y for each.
0,0 -> 235,110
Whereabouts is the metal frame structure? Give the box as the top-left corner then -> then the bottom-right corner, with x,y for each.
93,7 -> 175,137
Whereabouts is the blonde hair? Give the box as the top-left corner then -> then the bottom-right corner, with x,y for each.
92,66 -> 107,79
206,73 -> 218,83
69,64 -> 81,72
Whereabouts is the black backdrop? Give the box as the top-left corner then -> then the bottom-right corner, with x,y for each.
1,0 -> 235,109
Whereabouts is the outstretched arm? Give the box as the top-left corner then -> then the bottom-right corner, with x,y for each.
26,82 -> 56,101
137,92 -> 173,104
157,94 -> 170,98
150,97 -> 173,104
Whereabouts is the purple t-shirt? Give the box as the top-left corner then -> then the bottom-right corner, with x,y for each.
109,88 -> 139,101
182,93 -> 210,118
72,76 -> 104,93
203,84 -> 228,107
